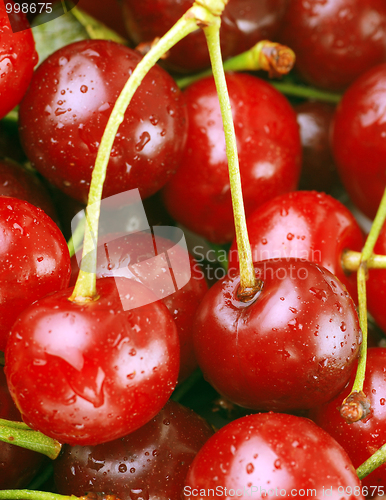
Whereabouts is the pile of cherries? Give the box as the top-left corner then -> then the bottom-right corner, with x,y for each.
3,0 -> 386,498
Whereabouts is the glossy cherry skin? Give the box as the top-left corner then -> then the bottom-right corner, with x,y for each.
5,277 -> 180,446
0,366 -> 46,488
70,232 -> 208,382
54,400 -> 214,500
185,412 -> 364,500
19,39 -> 188,204
228,191 -> 364,302
193,259 -> 361,412
309,348 -> 386,493
162,74 -> 302,243
280,0 -> 386,91
0,196 -> 71,352
295,101 -> 339,193
0,158 -> 57,220
0,0 -> 38,119
331,63 -> 386,219
122,0 -> 288,73
367,224 -> 386,334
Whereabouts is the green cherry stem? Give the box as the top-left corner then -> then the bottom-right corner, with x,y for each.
0,492 -> 118,500
357,443 -> 386,480
203,23 -> 258,299
70,7 -> 128,44
271,82 -> 341,103
340,186 -> 386,422
0,421 -> 61,460
176,40 -> 296,89
69,0 -> 227,303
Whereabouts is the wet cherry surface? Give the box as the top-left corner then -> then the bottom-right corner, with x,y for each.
19,39 -> 188,203
5,277 -> 180,446
54,400 -> 214,500
193,259 -> 361,412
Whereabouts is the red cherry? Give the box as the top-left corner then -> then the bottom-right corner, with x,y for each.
122,0 -> 288,73
5,277 -> 180,446
18,39 -> 188,203
185,412 -> 364,500
367,224 -> 386,333
0,366 -> 46,488
280,0 -> 386,91
309,348 -> 386,493
0,196 -> 71,352
331,63 -> 386,219
162,73 -> 301,243
193,259 -> 361,412
54,400 -> 214,500
70,231 -> 208,382
0,0 -> 38,119
228,191 -> 364,302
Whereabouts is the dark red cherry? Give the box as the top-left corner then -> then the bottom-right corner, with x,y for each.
0,0 -> 38,119
122,0 -> 288,73
185,412 -> 364,500
54,400 -> 214,500
0,366 -> 46,488
228,191 -> 364,302
18,39 -> 188,204
162,73 -> 301,243
0,196 -> 70,352
309,348 -> 386,493
5,277 -> 180,446
70,231 -> 208,382
193,259 -> 361,412
280,0 -> 386,91
0,158 -> 57,220
294,101 -> 339,193
331,63 -> 386,220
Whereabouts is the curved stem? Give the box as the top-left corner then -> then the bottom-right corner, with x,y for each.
271,82 -> 341,103
0,422 -> 61,460
69,3 -> 222,303
177,40 -> 296,89
357,443 -> 386,480
0,492 -> 73,500
203,23 -> 257,297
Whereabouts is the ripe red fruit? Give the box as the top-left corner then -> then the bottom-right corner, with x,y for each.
228,191 -> 364,302
309,348 -> 386,493
280,0 -> 386,91
0,0 -> 38,119
0,196 -> 71,351
5,277 -> 180,446
54,400 -> 214,500
193,259 -> 361,412
185,412 -> 365,500
122,0 -> 288,73
162,73 -> 301,243
18,39 -> 188,203
367,224 -> 386,333
331,62 -> 386,219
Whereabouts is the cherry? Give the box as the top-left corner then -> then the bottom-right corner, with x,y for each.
279,0 -> 386,91
18,39 -> 188,204
0,366 -> 46,488
309,348 -> 386,493
185,412 -> 365,500
162,73 -> 302,243
193,259 -> 361,412
0,196 -> 71,352
366,224 -> 386,334
5,277 -> 180,446
331,62 -> 386,220
294,101 -> 339,193
0,0 -> 38,119
122,0 -> 288,73
54,400 -> 214,500
228,191 -> 364,302
70,231 -> 208,382
0,158 -> 57,220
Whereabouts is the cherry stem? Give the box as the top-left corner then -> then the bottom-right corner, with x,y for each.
342,250 -> 386,271
0,419 -> 61,460
203,23 -> 257,296
69,1 -> 224,303
341,186 -> 386,419
176,40 -> 296,89
70,7 -> 128,44
67,216 -> 85,258
271,82 -> 341,103
0,493 -> 119,500
357,442 -> 386,480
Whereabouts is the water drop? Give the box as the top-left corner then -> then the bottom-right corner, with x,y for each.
274,459 -> 282,469
246,463 -> 254,474
80,85 -> 88,93
287,233 -> 294,240
135,131 -> 151,151
118,464 -> 127,473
